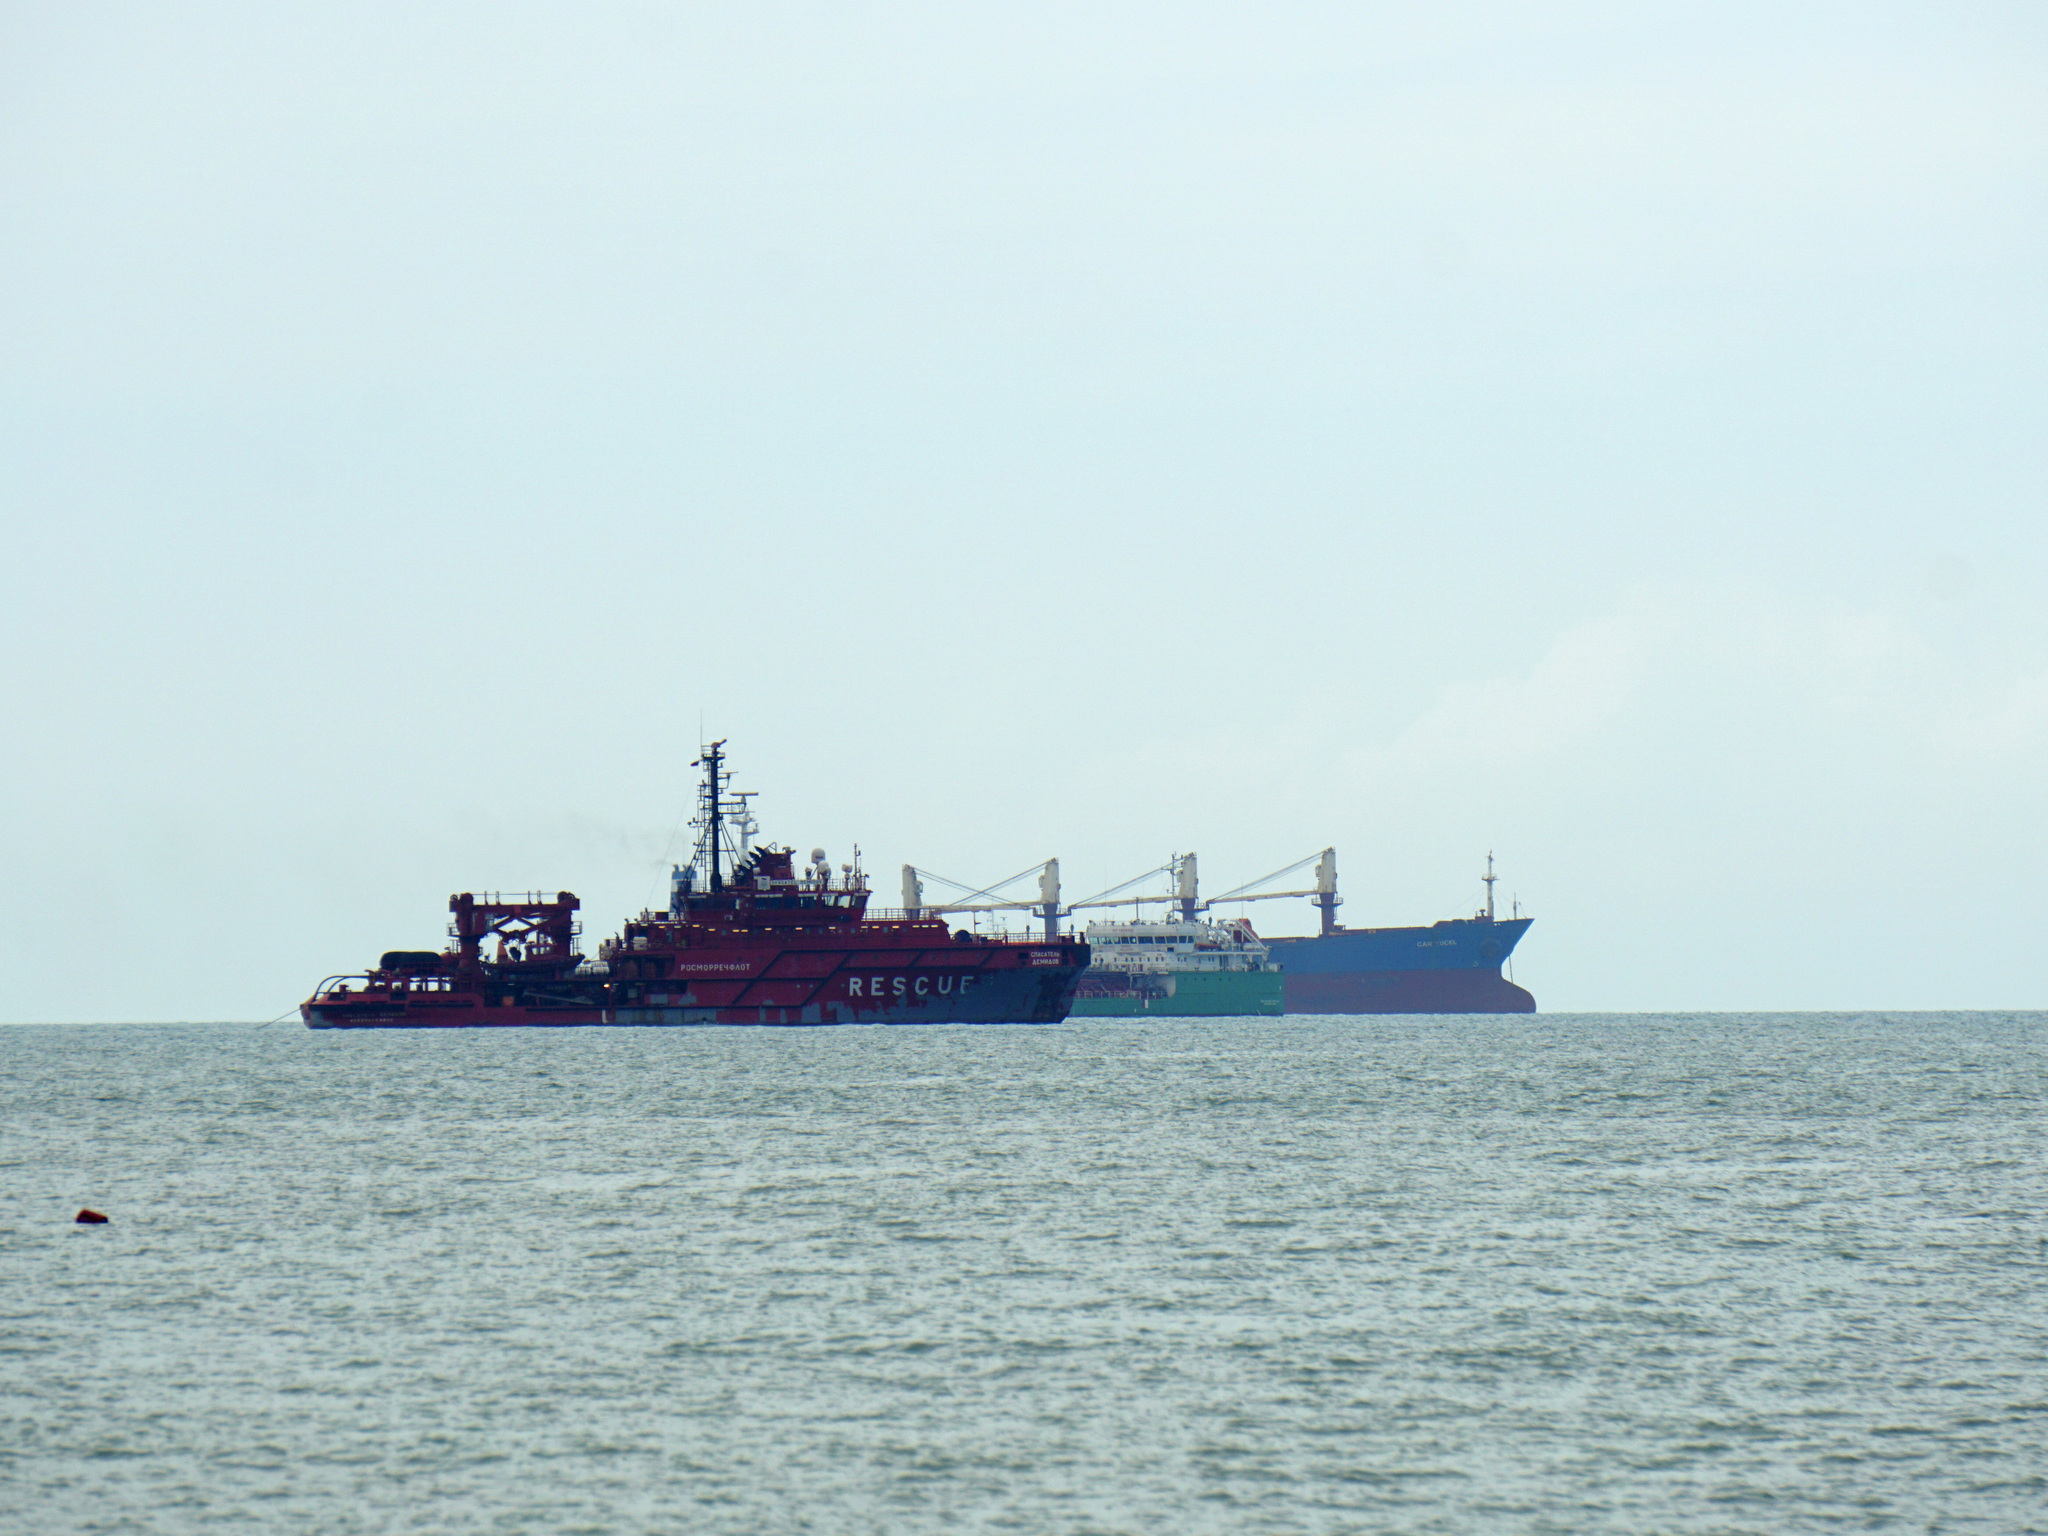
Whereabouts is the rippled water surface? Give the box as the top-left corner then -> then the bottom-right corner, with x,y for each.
4,1014 -> 2047,1534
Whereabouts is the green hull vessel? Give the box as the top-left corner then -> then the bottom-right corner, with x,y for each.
1055,869 -> 1283,1020
1070,966 -> 1283,1017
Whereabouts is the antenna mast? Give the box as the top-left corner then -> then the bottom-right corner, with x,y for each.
693,740 -> 727,893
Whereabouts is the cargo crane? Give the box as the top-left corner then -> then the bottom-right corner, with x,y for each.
907,848 -> 1338,937
1061,853 -> 1202,922
904,859 -> 1062,941
1204,848 -> 1342,935
1059,849 -> 1339,932
908,853 -> 1202,940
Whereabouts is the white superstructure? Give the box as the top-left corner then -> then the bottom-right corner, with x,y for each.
1082,916 -> 1275,975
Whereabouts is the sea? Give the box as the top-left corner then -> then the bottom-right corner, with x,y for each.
4,1013 -> 2045,1535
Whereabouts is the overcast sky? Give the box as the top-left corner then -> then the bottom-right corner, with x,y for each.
3,2 -> 2044,1019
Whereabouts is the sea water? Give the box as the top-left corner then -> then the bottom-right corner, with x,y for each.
3,1014 -> 2045,1534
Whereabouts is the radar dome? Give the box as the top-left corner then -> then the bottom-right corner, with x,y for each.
810,848 -> 827,865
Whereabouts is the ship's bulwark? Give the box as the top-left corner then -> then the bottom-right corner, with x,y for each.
1264,916 -> 1536,1014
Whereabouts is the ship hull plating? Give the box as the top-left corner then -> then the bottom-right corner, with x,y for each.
1265,916 -> 1536,1014
1279,968 -> 1534,1014
303,955 -> 1084,1028
1070,968 -> 1283,1017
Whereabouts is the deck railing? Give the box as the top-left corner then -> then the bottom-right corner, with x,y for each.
853,910 -> 1079,942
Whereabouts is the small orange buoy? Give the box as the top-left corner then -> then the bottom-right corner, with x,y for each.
75,1209 -> 108,1224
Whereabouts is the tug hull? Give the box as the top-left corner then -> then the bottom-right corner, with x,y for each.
303,956 -> 1082,1028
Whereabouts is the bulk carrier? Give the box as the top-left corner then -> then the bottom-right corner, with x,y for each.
908,849 -> 1533,1015
301,744 -> 1089,1028
1255,853 -> 1535,1014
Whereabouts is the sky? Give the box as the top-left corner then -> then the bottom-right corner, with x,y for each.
3,1 -> 2044,1019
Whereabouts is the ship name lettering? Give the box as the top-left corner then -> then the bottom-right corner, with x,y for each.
851,973 -> 969,998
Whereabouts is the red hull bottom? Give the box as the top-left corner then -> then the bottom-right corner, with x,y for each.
1282,969 -> 1536,1015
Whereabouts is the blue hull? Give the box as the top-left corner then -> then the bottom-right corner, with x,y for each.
1264,917 -> 1535,1013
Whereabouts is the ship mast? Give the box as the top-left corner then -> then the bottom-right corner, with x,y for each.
1483,851 -> 1497,922
694,740 -> 727,893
